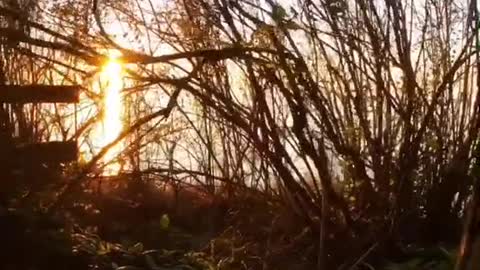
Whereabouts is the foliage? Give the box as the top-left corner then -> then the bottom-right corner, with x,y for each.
159,214 -> 170,231
385,247 -> 456,270
72,230 -> 244,270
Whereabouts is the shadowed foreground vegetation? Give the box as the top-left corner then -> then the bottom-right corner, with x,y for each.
0,167 -> 471,270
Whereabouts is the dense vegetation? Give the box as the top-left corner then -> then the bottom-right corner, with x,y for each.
1,0 -> 480,269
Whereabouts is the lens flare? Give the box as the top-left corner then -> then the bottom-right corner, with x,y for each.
100,53 -> 124,175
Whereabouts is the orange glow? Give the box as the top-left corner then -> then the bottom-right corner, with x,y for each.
100,52 -> 124,175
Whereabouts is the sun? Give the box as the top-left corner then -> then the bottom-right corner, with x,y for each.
100,52 -> 124,175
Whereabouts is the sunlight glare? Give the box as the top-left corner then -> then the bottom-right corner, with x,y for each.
100,52 -> 124,175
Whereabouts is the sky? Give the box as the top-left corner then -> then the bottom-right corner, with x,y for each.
13,0 -> 479,183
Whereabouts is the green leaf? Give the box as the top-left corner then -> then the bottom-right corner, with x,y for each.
97,242 -> 111,255
116,266 -> 144,270
272,4 -> 287,22
159,214 -> 170,230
